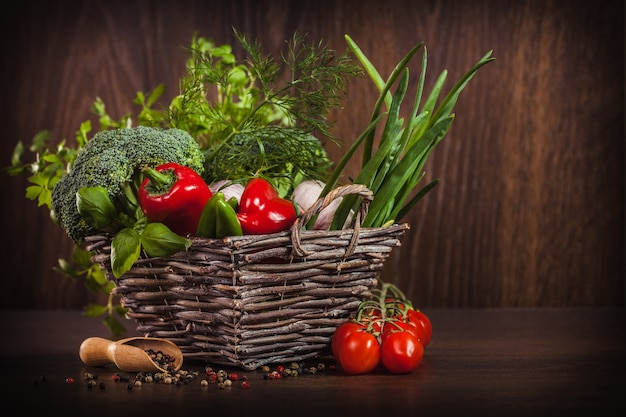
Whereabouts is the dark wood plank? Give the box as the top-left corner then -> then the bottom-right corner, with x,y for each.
0,0 -> 623,309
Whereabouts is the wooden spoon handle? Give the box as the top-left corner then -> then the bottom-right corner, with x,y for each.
79,337 -> 116,366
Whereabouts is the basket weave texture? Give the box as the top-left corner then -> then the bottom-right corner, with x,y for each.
86,184 -> 409,370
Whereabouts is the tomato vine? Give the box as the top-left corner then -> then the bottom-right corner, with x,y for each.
332,282 -> 431,375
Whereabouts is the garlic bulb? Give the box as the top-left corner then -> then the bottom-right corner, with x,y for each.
292,180 -> 342,230
292,180 -> 325,212
209,180 -> 244,203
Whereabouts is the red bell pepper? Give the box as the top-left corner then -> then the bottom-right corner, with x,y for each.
237,178 -> 298,235
138,162 -> 212,236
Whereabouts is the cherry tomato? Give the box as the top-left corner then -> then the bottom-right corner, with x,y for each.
332,321 -> 366,358
380,331 -> 424,374
407,309 -> 432,347
381,319 -> 423,345
336,330 -> 380,375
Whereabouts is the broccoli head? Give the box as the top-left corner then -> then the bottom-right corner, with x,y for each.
51,126 -> 205,243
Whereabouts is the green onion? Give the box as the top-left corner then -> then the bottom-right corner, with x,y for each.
328,36 -> 494,229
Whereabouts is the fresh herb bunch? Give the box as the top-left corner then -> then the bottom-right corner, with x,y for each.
203,126 -> 332,197
324,36 -> 495,229
137,29 -> 363,196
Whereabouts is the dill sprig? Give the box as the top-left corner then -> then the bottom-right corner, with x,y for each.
149,28 -> 362,195
203,125 -> 333,197
236,29 -> 363,141
162,29 -> 362,147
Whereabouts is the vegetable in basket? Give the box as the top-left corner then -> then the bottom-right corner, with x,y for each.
53,126 -> 204,281
7,26 -> 494,344
236,178 -> 298,235
292,179 -> 344,230
7,30 -> 360,335
321,36 -> 495,230
196,191 -> 243,239
51,126 -> 205,243
198,178 -> 297,238
156,31 -> 362,198
138,162 -> 213,236
76,185 -> 192,279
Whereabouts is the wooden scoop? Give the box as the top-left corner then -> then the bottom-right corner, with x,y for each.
79,336 -> 183,373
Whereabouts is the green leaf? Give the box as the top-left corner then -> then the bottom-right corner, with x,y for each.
114,304 -> 128,317
140,222 -> 192,257
25,185 -> 42,201
363,116 -> 453,227
346,36 -> 423,166
10,140 -> 24,168
345,34 -> 393,110
76,121 -> 91,148
103,314 -> 127,338
431,50 -> 495,125
76,187 -> 118,231
147,84 -> 165,106
394,178 -> 440,222
30,130 -> 51,154
89,264 -> 109,287
418,69 -> 447,130
56,258 -> 82,279
71,245 -> 94,266
368,70 -> 410,194
111,228 -> 141,278
84,303 -> 108,317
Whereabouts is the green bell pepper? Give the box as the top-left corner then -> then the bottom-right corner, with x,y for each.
196,192 -> 243,238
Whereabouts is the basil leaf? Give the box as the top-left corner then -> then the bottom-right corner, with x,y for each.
111,228 -> 141,278
140,222 -> 192,257
76,186 -> 117,231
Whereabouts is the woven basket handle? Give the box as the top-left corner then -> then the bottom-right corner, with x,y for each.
290,183 -> 374,257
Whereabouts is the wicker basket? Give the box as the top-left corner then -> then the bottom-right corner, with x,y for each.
86,184 -> 409,370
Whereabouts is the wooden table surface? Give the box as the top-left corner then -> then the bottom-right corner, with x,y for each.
1,308 -> 624,416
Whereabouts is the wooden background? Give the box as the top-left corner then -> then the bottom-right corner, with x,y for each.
1,0 -> 623,310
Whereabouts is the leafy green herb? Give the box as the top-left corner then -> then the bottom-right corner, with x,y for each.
54,243 -> 125,337
77,185 -> 192,278
203,125 -> 332,197
134,30 -> 362,196
148,30 -> 362,146
110,228 -> 142,279
140,222 -> 192,258
328,36 -> 495,229
76,186 -> 118,232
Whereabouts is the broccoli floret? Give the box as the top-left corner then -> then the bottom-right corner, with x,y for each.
51,126 -> 205,243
